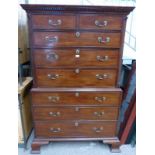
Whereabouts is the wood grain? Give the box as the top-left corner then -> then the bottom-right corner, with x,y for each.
21,4 -> 134,153
33,49 -> 119,68
33,32 -> 121,48
33,106 -> 119,121
31,91 -> 122,106
35,68 -> 117,87
32,15 -> 76,29
34,121 -> 117,138
79,15 -> 122,30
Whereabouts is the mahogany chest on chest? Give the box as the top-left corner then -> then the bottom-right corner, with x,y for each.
21,4 -> 134,153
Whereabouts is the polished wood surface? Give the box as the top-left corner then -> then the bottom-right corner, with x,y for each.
79,15 -> 122,30
21,4 -> 134,153
32,14 -> 122,30
34,49 -> 119,68
21,4 -> 134,14
35,68 -> 117,87
31,91 -> 122,106
33,32 -> 121,48
32,15 -> 76,29
35,121 -> 117,138
33,106 -> 119,120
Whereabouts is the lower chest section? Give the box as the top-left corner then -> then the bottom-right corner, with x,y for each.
31,88 -> 122,138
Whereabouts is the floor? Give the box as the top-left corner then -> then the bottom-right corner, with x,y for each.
18,131 -> 136,155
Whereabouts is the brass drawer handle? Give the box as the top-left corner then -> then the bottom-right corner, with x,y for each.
48,96 -> 60,102
46,53 -> 59,61
96,74 -> 108,80
95,96 -> 106,102
45,36 -> 58,42
98,37 -> 110,43
47,74 -> 61,80
93,127 -> 103,133
94,111 -> 104,117
96,55 -> 109,62
50,128 -> 61,133
48,19 -> 62,26
49,112 -> 60,117
95,20 -> 108,27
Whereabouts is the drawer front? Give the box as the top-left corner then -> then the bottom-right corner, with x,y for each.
79,15 -> 122,30
35,69 -> 117,87
35,121 -> 117,138
34,49 -> 119,68
32,15 -> 76,29
31,91 -> 122,106
33,32 -> 121,48
33,107 -> 119,121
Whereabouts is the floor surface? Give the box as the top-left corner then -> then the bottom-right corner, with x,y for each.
18,131 -> 136,155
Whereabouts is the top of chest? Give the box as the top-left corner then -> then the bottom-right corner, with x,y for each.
21,4 -> 134,15
21,5 -> 134,31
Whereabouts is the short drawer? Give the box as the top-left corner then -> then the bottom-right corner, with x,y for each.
35,121 -> 117,138
35,68 -> 117,87
31,89 -> 122,106
31,15 -> 76,29
79,15 -> 122,30
33,107 -> 119,121
33,49 -> 119,68
33,32 -> 121,48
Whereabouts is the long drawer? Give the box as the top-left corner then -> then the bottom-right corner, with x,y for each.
33,107 -> 119,121
35,121 -> 117,138
33,49 -> 119,68
31,89 -> 122,106
33,32 -> 121,48
35,68 -> 117,87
